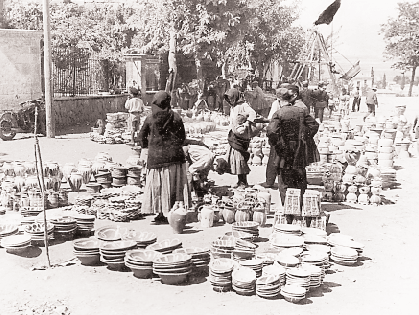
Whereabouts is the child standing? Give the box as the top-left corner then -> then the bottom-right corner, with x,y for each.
125,87 -> 144,144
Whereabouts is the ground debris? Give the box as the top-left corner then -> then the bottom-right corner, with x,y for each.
5,300 -> 70,315
30,258 -> 78,271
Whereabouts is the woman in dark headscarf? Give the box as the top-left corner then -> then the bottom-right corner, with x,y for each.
224,88 -> 257,188
139,91 -> 190,223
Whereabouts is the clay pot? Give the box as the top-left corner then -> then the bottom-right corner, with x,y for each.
47,191 -> 59,209
68,172 -> 83,192
200,205 -> 214,228
47,162 -> 60,177
222,204 -> 235,224
23,161 -> 36,175
252,206 -> 266,227
62,163 -> 77,180
14,176 -> 25,192
78,167 -> 92,185
234,208 -> 251,223
168,208 -> 187,234
2,161 -> 14,176
13,163 -> 26,177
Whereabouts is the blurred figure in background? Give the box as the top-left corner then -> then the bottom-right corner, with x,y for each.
351,86 -> 361,112
312,81 -> 329,123
363,86 -> 378,121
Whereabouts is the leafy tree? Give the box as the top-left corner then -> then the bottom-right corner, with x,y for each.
381,2 -> 419,96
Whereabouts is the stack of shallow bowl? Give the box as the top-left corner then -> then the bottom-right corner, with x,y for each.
300,263 -> 322,290
303,234 -> 328,248
232,238 -> 257,261
304,244 -> 331,255
20,216 -> 37,227
124,249 -> 163,279
328,233 -> 353,247
50,217 -> 77,240
377,138 -> 394,168
153,253 -> 192,285
239,259 -> 264,277
209,258 -> 235,292
327,234 -> 365,256
256,252 -> 281,267
256,274 -> 282,299
95,225 -> 122,241
280,247 -> 304,258
273,224 -> 302,236
301,227 -> 327,238
0,224 -> 19,243
20,207 -> 43,217
146,238 -> 182,254
262,263 -> 286,284
270,233 -> 304,251
73,238 -> 100,265
276,253 -> 299,268
232,221 -> 259,238
1,234 -> 32,253
122,231 -> 157,248
285,267 -> 311,292
100,240 -> 137,270
73,214 -> 95,237
173,247 -> 211,274
280,284 -> 306,303
224,230 -> 254,241
210,239 -> 235,259
301,251 -> 329,282
24,222 -> 54,246
232,267 -> 257,296
330,246 -> 358,266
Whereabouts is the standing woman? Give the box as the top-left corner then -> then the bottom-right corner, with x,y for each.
139,91 -> 190,224
224,88 -> 257,188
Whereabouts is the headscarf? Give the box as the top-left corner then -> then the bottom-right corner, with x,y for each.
224,88 -> 245,107
151,91 -> 174,132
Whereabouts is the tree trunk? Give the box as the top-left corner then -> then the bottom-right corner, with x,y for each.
194,53 -> 204,91
221,61 -> 227,79
166,28 -> 178,107
409,66 -> 416,97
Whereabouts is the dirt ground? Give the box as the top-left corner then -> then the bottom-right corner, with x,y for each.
0,96 -> 418,315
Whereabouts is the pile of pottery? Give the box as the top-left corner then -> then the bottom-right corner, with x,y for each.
50,217 -> 77,240
153,253 -> 192,285
328,233 -> 365,257
95,225 -> 123,241
270,232 -> 304,251
232,221 -> 260,238
173,247 -> 211,274
209,258 -> 235,292
124,250 -> 163,279
231,237 -> 257,261
232,267 -> 257,296
256,274 -> 282,299
1,234 -> 32,253
24,222 -> 54,245
146,238 -> 182,254
301,263 -> 323,289
210,238 -> 235,259
276,252 -> 300,268
280,284 -> 306,303
239,259 -> 264,277
184,121 -> 217,136
73,213 -> 95,237
0,224 -> 19,243
273,223 -> 302,236
285,267 -> 311,292
73,238 -> 100,265
330,246 -> 359,266
99,240 -> 137,270
121,230 -> 157,248
377,138 -> 395,168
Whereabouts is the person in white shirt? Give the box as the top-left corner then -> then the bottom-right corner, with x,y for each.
125,87 -> 144,144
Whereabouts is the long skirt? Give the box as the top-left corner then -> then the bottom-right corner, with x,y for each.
226,145 -> 250,175
142,163 -> 191,216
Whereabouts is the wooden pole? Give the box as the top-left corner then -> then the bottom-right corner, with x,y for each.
43,0 -> 55,138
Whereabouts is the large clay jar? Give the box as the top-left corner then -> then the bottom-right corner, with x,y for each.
13,163 -> 26,177
62,163 -> 77,181
168,203 -> 187,234
2,161 -> 14,176
200,205 -> 214,228
68,172 -> 83,192
43,177 -> 54,190
252,204 -> 266,227
23,161 -> 36,175
14,176 -> 25,192
91,161 -> 106,176
78,166 -> 92,185
47,162 -> 60,177
222,203 -> 235,224
257,191 -> 271,215
234,204 -> 251,223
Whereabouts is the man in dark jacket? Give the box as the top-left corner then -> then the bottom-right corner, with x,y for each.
311,81 -> 329,122
267,85 -> 319,223
300,81 -> 314,113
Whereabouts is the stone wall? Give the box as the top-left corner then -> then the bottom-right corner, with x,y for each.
53,95 -> 128,127
0,29 -> 43,110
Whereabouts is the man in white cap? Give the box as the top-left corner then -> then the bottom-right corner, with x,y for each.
364,86 -> 378,121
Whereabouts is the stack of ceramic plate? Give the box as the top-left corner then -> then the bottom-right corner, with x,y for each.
327,234 -> 365,256
73,238 -> 100,266
173,247 -> 210,274
24,222 -> 54,245
0,224 -> 19,243
256,251 -> 281,267
232,221 -> 260,238
239,259 -> 264,277
50,217 -> 77,240
232,267 -> 257,296
273,224 -> 302,236
256,274 -> 282,299
95,225 -> 122,241
20,207 -> 43,217
262,263 -> 286,284
153,253 -> 192,285
280,284 -> 306,303
124,249 -> 163,279
301,251 -> 329,281
276,253 -> 300,268
300,263 -> 322,289
146,238 -> 182,254
330,246 -> 358,266
210,239 -> 235,259
270,233 -> 304,251
224,231 -> 254,241
304,244 -> 331,255
122,231 -> 157,248
280,247 -> 304,258
100,240 -> 137,270
20,216 -> 37,227
301,227 -> 327,238
232,238 -> 257,261
209,258 -> 235,292
73,214 -> 95,236
1,234 -> 31,253
303,234 -> 328,247
285,267 -> 311,292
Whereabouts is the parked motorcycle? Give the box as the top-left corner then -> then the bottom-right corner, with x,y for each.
0,98 -> 46,141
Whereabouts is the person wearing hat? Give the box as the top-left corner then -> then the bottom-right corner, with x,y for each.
364,86 -> 378,121
351,86 -> 361,112
139,91 -> 190,224
125,87 -> 144,144
248,80 -> 265,110
300,81 -> 314,113
267,85 -> 320,223
311,81 -> 329,123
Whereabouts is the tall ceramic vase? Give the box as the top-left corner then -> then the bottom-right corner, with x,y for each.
68,172 -> 83,192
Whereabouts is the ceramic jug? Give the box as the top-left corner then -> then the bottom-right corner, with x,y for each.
200,205 -> 214,228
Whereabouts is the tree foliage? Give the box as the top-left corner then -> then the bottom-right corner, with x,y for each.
381,2 -> 419,96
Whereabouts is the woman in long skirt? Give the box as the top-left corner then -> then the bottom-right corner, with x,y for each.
139,91 -> 191,223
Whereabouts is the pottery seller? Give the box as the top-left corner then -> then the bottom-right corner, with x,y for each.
138,91 -> 191,224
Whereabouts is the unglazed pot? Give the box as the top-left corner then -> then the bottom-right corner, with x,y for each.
68,172 -> 83,192
168,203 -> 187,234
78,166 -> 92,185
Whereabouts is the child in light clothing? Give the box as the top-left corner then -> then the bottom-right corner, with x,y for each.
125,87 -> 144,144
